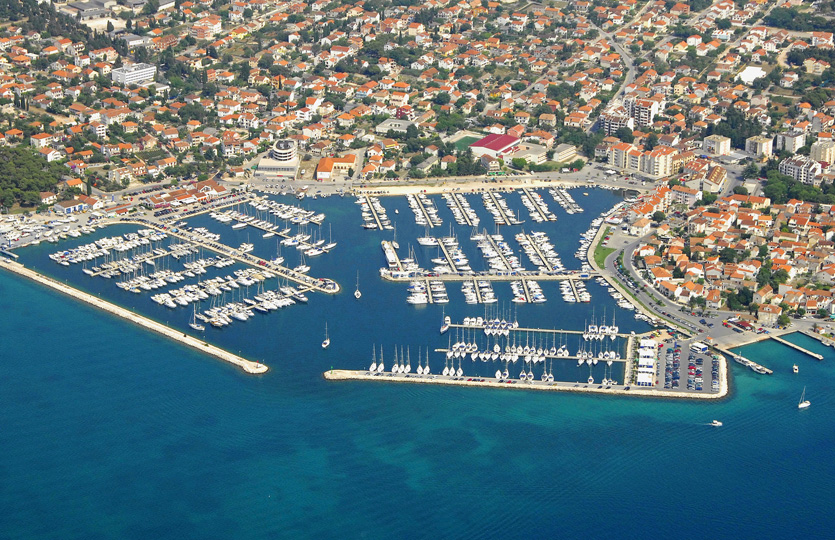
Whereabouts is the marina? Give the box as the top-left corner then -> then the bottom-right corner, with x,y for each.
0,257 -> 267,374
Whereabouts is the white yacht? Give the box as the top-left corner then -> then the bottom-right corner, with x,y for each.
798,386 -> 811,409
321,323 -> 330,349
354,271 -> 362,300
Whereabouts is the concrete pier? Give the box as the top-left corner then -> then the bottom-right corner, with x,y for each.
520,188 -> 551,222
771,335 -> 824,360
412,195 -> 438,228
447,193 -> 474,227
323,368 -> 728,399
0,259 -> 268,374
484,192 -> 513,226
363,195 -> 384,230
118,219 -> 339,294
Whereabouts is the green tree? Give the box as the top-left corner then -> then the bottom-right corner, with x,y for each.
652,211 -> 665,223
615,126 -> 634,143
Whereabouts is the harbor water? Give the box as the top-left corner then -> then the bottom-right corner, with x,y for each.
2,188 -> 834,539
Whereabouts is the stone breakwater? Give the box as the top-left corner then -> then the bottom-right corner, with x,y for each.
323,363 -> 729,400
0,259 -> 268,375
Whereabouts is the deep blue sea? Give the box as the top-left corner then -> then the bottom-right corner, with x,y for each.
2,188 -> 834,539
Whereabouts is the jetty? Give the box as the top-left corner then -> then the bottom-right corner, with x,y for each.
0,259 -> 268,374
771,335 -> 824,360
520,188 -> 550,222
447,194 -> 475,226
323,368 -> 728,399
484,192 -> 513,226
520,233 -> 554,272
717,347 -> 773,375
445,321 -> 631,338
567,279 -> 581,302
801,329 -> 835,349
435,239 -> 460,273
119,219 -> 339,294
412,194 -> 438,228
363,195 -> 384,230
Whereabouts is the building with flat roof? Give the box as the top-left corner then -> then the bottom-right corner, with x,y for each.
745,135 -> 773,158
111,63 -> 156,85
703,134 -> 731,156
469,134 -> 520,159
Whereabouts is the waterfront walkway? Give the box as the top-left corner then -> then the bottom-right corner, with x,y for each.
323,368 -> 728,399
0,259 -> 268,374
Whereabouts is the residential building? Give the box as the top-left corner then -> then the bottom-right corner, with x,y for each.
704,134 -> 731,156
779,156 -> 823,185
745,135 -> 773,158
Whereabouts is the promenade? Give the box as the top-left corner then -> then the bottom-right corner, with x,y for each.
324,366 -> 729,400
0,258 -> 268,375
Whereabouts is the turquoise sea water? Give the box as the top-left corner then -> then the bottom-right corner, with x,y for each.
2,189 -> 835,539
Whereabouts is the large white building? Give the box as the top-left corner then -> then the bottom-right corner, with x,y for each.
703,134 -> 731,156
779,156 -> 823,186
111,63 -> 157,85
811,140 -> 835,164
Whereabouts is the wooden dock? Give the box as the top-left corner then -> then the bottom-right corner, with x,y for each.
520,279 -> 533,303
483,233 -> 516,271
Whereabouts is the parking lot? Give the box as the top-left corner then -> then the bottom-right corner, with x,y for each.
658,341 -> 721,393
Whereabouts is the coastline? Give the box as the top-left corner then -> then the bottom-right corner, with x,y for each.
351,177 -> 608,198
0,258 -> 268,375
324,362 -> 729,400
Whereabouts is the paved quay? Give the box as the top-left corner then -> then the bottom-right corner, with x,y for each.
0,258 -> 268,375
323,365 -> 729,400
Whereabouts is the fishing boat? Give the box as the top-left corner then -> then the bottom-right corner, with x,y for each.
798,386 -> 811,409
354,271 -> 361,300
321,323 -> 330,349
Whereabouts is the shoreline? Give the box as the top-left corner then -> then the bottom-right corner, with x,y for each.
324,364 -> 729,400
0,259 -> 268,375
350,177 -> 618,198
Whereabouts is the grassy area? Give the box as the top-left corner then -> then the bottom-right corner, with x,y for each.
593,227 -> 616,269
454,136 -> 479,152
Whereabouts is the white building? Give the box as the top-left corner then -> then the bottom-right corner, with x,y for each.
111,63 -> 157,85
775,131 -> 806,154
779,156 -> 823,186
703,134 -> 731,156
